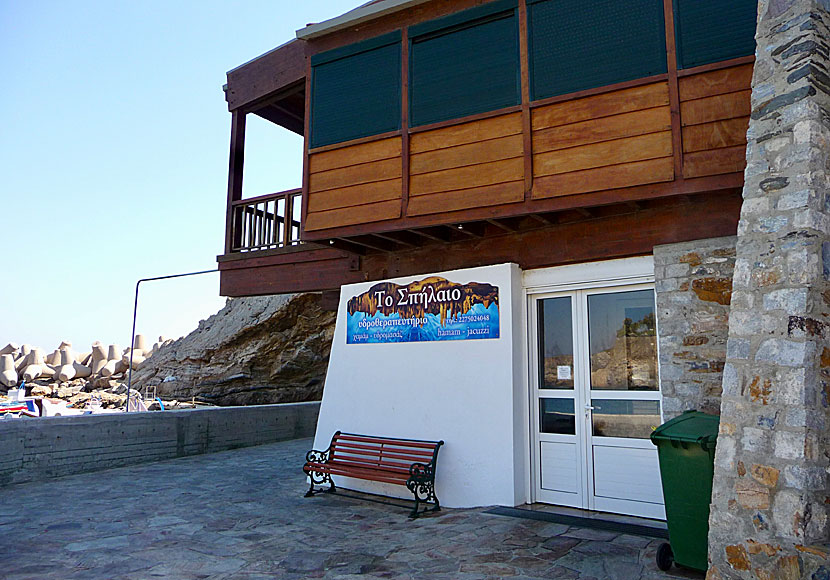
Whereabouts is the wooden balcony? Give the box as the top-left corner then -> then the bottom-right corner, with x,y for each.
217,0 -> 755,299
225,189 -> 303,254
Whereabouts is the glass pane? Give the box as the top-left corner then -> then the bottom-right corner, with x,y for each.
591,399 -> 661,439
537,297 -> 574,389
540,399 -> 576,435
587,289 -> 658,391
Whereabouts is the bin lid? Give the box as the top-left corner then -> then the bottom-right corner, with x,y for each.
650,410 -> 719,449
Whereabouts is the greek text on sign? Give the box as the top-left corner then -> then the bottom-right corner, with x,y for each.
346,276 -> 500,344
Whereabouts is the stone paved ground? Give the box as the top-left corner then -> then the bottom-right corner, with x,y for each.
0,438 -> 704,579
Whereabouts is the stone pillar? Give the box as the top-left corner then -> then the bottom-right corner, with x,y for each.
708,1 -> 830,578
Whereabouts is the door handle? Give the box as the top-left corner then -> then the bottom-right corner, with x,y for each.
585,405 -> 595,411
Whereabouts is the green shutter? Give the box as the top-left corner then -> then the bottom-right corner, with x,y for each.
310,32 -> 401,149
528,0 -> 668,101
409,2 -> 520,128
674,0 -> 757,70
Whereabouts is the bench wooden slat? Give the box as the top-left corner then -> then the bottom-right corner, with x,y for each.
332,439 -> 437,455
331,445 -> 435,462
330,457 -> 414,473
336,433 -> 440,449
308,460 -> 410,475
308,464 -> 410,484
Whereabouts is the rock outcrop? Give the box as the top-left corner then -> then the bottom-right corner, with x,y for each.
131,293 -> 336,406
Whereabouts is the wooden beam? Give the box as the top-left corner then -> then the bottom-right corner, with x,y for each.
401,26 -> 411,219
518,0 -> 533,200
219,191 -> 743,296
486,218 -> 516,233
448,223 -> 485,238
341,236 -> 399,253
663,0 -> 684,180
226,39 -> 307,112
528,213 -> 553,226
253,104 -> 304,135
411,226 -> 452,243
373,230 -> 422,248
224,111 -> 246,255
326,239 -> 367,255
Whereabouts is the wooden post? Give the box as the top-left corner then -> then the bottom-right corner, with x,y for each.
225,110 -> 246,254
663,0 -> 683,181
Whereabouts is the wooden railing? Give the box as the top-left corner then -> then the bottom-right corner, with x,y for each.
227,189 -> 302,253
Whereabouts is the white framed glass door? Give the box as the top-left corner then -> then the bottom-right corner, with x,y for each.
529,283 -> 665,519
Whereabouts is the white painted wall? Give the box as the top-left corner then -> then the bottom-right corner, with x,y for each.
313,263 -> 528,508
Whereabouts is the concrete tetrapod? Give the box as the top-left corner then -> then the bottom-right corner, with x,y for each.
21,349 -> 47,381
56,350 -> 76,383
91,344 -> 108,375
0,343 -> 18,356
72,361 -> 92,379
0,354 -> 18,387
133,334 -> 148,352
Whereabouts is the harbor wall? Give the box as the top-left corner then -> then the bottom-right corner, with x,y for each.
0,401 -> 320,486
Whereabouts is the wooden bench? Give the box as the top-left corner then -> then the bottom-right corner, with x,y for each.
303,431 -> 444,518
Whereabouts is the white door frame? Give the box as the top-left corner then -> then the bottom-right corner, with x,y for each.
522,256 -> 661,514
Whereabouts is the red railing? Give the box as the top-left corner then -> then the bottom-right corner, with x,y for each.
227,189 -> 302,253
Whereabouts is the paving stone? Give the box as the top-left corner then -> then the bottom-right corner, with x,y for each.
0,438 -> 682,579
562,526 -> 620,541
540,535 -> 581,558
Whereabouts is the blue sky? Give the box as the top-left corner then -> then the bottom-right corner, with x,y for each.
0,0 -> 358,352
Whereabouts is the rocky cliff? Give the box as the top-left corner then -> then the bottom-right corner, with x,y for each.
131,293 -> 336,406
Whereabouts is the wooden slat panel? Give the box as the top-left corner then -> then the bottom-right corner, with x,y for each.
410,157 -> 524,196
309,137 -> 402,174
678,64 -> 753,102
407,181 -> 524,216
533,131 -> 672,177
682,117 -> 749,153
533,106 -> 671,154
331,457 -> 413,473
316,466 -> 409,485
333,443 -> 435,458
531,82 -> 670,130
410,134 -> 523,175
307,179 -> 402,212
409,112 -> 522,153
680,90 -> 751,126
304,199 -> 401,231
337,434 -> 439,449
532,156 -> 675,199
309,157 -> 402,193
334,449 -> 432,464
683,145 -> 747,178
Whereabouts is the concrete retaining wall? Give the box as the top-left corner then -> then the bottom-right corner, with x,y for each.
0,401 -> 320,486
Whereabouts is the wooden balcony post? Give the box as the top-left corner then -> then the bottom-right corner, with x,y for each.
225,110 -> 246,254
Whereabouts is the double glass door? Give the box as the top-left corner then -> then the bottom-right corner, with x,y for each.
529,284 -> 665,520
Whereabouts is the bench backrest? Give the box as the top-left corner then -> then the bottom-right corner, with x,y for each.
330,432 -> 442,473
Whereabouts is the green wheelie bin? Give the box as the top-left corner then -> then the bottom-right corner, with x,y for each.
650,410 -> 719,573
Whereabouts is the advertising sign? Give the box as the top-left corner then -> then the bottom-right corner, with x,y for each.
346,276 -> 500,344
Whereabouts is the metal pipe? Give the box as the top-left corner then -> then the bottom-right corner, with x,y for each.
126,269 -> 218,413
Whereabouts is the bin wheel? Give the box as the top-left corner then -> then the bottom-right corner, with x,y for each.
656,542 -> 674,571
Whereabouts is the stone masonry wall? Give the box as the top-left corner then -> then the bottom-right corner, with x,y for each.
0,402 -> 320,486
707,1 -> 830,578
655,236 -> 737,420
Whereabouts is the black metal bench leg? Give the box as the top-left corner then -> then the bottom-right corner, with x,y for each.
409,495 -> 421,519
304,474 -> 336,497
